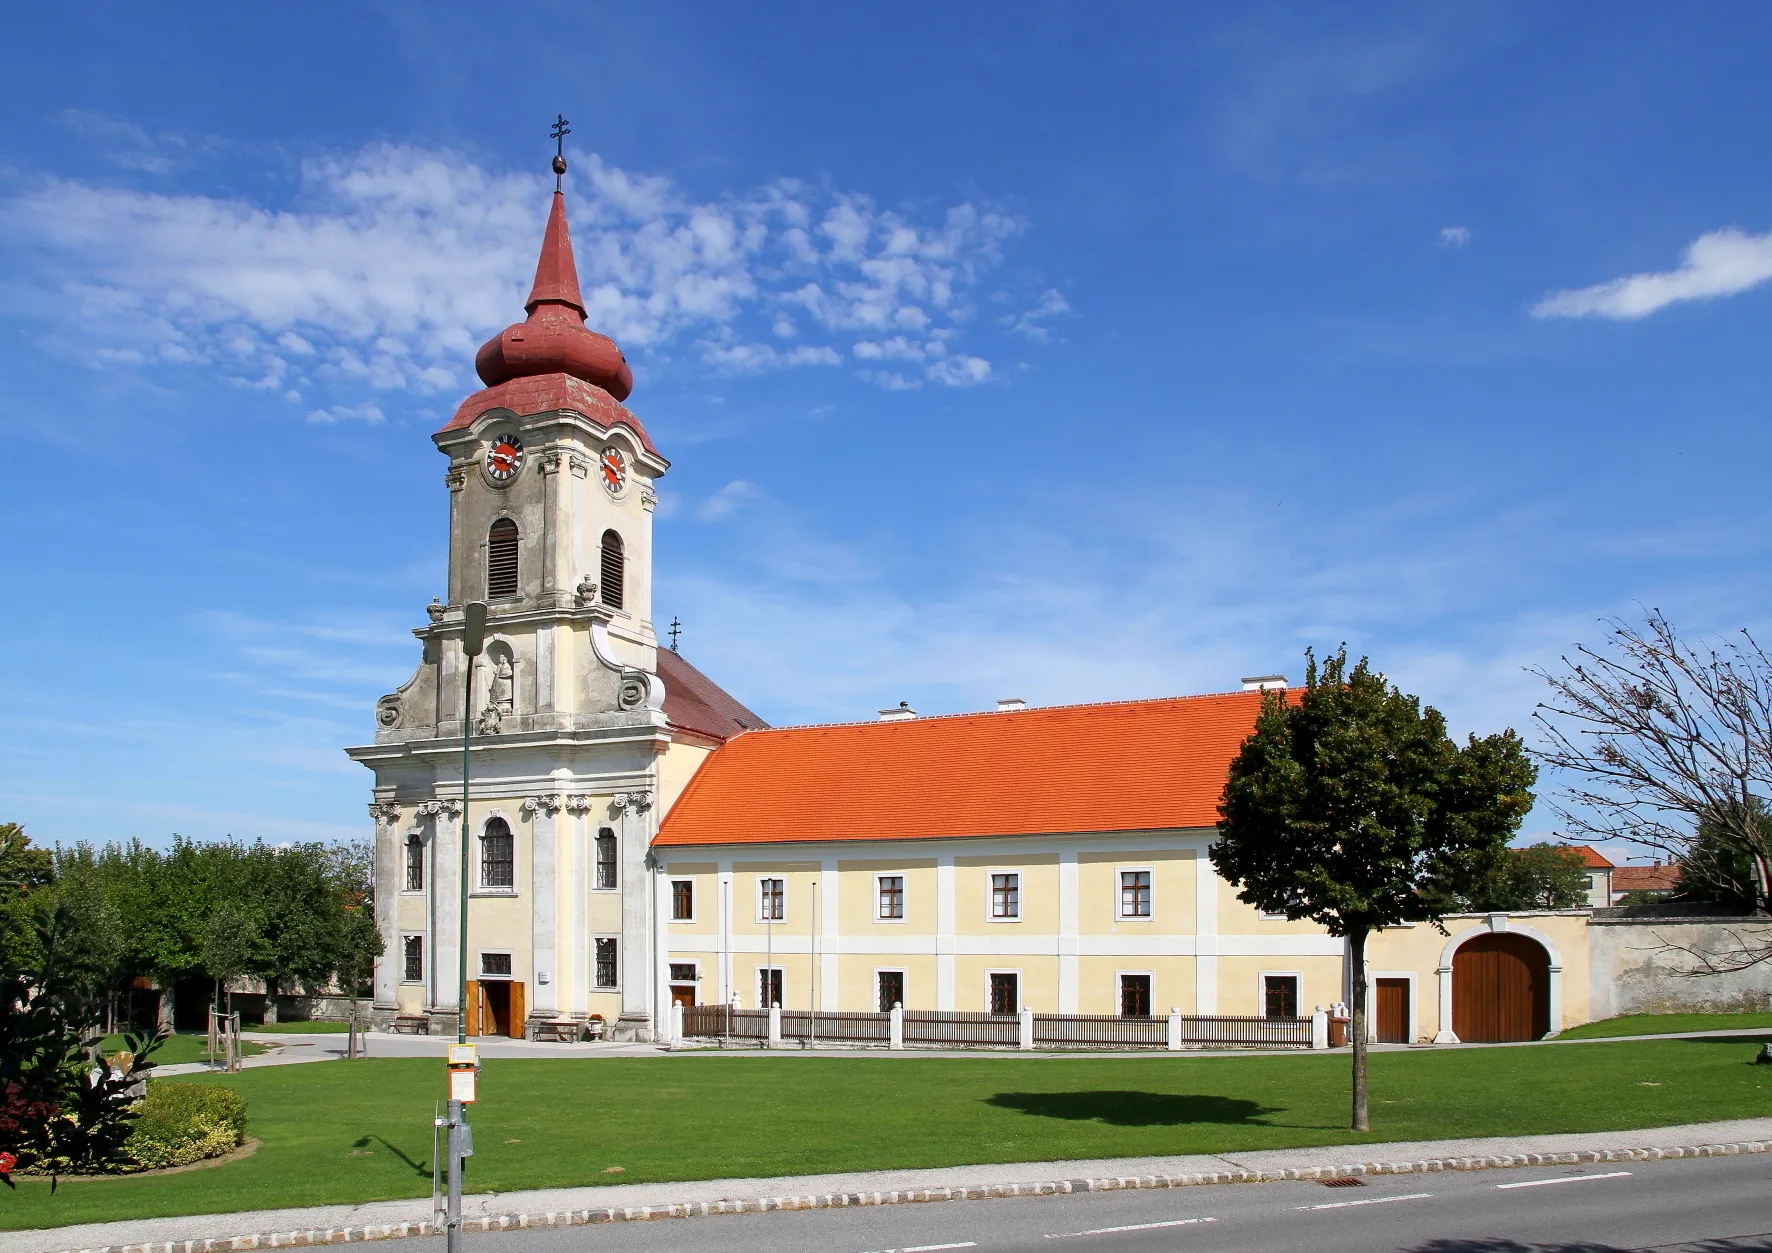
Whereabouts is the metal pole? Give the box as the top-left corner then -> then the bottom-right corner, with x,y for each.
809,881 -> 817,1049
447,602 -> 485,1253
765,882 -> 773,1010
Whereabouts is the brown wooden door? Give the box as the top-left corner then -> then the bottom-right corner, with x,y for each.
464,980 -> 481,1038
671,984 -> 696,1008
509,981 -> 526,1038
1453,933 -> 1550,1042
1376,978 -> 1409,1043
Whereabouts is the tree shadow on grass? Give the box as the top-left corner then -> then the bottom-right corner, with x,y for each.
984,1091 -> 1279,1127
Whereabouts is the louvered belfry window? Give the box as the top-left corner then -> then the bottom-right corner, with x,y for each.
487,518 -> 520,598
599,530 -> 625,610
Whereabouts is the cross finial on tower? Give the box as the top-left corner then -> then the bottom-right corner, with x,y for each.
668,617 -> 682,652
550,114 -> 571,191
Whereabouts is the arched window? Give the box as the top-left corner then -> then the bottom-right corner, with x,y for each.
404,833 -> 424,892
480,817 -> 514,889
599,530 -> 625,610
595,828 -> 617,890
487,518 -> 520,598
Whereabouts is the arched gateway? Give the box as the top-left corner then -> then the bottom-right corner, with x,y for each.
1451,932 -> 1551,1042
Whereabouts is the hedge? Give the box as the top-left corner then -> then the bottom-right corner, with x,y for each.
124,1083 -> 248,1171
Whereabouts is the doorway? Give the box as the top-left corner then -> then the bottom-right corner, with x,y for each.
1453,933 -> 1550,1042
464,979 -> 526,1038
1376,978 -> 1410,1043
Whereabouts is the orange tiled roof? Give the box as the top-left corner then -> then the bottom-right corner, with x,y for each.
1614,863 -> 1681,893
654,689 -> 1275,847
1567,845 -> 1615,870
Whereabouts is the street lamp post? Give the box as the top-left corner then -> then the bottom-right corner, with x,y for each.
445,601 -> 488,1253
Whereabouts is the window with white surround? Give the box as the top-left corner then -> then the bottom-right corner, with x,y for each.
594,829 -> 617,890
1119,972 -> 1152,1017
1262,973 -> 1300,1019
757,877 -> 785,922
670,879 -> 694,921
876,874 -> 905,921
480,818 -> 514,890
594,938 -> 618,989
876,969 -> 905,1012
404,833 -> 424,892
990,872 -> 1020,920
480,951 -> 513,979
1118,868 -> 1152,918
758,966 -> 784,1009
401,935 -> 424,983
987,970 -> 1020,1015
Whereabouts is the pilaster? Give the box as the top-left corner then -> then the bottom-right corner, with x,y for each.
370,803 -> 401,1010
522,794 -> 563,1017
613,789 -> 656,1038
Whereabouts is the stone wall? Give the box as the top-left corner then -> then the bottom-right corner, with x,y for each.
1587,911 -> 1772,1019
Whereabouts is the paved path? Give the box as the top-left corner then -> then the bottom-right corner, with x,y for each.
7,1117 -> 1770,1253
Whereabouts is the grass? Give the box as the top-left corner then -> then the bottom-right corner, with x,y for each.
1556,1012 -> 1772,1040
97,1034 -> 267,1066
241,1020 -> 353,1034
6,1035 -> 1769,1231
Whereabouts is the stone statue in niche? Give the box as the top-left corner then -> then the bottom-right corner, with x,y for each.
485,644 -> 515,714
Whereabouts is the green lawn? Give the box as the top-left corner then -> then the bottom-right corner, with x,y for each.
97,1034 -> 267,1066
1556,1012 -> 1772,1040
7,1036 -> 1770,1231
242,1020 -> 353,1034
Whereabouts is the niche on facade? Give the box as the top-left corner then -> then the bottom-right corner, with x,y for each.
475,640 -> 517,734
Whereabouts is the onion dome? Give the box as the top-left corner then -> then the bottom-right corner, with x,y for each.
473,191 -> 633,402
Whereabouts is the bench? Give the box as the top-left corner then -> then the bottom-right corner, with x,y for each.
532,1019 -> 581,1043
392,1015 -> 430,1035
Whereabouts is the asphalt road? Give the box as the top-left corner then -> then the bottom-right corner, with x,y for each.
412,1152 -> 1772,1252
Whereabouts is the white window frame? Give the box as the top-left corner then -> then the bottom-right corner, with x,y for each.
874,872 -> 907,923
986,869 -> 1022,923
399,933 -> 425,984
591,935 -> 620,990
592,828 -> 619,893
1257,970 -> 1303,1020
1116,866 -> 1154,920
477,948 -> 515,981
667,958 -> 701,989
873,967 -> 908,1012
755,876 -> 787,924
984,967 -> 1023,1015
755,964 -> 786,1009
1115,969 -> 1156,1018
668,878 -> 696,923
473,813 -> 518,896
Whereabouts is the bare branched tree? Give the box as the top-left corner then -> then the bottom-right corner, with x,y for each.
1532,610 -> 1772,970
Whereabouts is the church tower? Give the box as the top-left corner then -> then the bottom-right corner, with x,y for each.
348,147 -> 763,1041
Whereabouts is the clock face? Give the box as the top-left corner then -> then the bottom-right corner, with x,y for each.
485,433 -> 524,484
599,446 -> 627,495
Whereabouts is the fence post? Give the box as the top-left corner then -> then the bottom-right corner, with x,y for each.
768,1005 -> 782,1048
889,1003 -> 904,1051
1018,1006 -> 1034,1051
1167,1006 -> 1182,1051
1311,1006 -> 1329,1050
670,1001 -> 684,1042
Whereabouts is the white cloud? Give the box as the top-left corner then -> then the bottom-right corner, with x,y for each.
1439,225 -> 1470,248
305,401 -> 384,424
698,479 -> 762,522
1,143 -> 1045,406
1004,288 -> 1071,340
1532,225 -> 1772,320
926,355 -> 991,387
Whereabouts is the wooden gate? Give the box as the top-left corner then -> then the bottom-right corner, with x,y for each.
1452,933 -> 1549,1042
1376,978 -> 1410,1044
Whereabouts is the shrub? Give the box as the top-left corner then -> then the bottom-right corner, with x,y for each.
123,1083 -> 247,1171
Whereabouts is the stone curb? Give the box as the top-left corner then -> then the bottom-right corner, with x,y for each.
51,1139 -> 1771,1253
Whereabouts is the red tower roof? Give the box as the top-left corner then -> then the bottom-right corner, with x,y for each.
471,191 -> 634,403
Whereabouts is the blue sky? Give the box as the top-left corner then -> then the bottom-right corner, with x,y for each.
3,3 -> 1769,857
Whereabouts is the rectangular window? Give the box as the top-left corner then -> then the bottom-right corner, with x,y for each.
877,875 -> 905,920
404,835 -> 424,892
758,967 -> 784,1009
402,935 -> 424,983
1119,870 -> 1151,918
1263,974 -> 1300,1020
594,938 -> 618,989
480,820 -> 514,889
480,952 -> 512,978
990,872 -> 1020,920
876,970 -> 905,1013
668,962 -> 698,983
758,877 -> 785,922
671,880 -> 694,921
1119,973 -> 1152,1017
595,830 -> 617,890
988,971 -> 1019,1016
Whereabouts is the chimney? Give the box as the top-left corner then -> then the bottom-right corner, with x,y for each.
995,698 -> 1028,713
1241,675 -> 1287,692
878,701 -> 917,722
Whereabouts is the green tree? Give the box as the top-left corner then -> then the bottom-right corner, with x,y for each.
1212,649 -> 1536,1131
1677,803 -> 1771,912
0,824 -> 53,973
1465,843 -> 1591,911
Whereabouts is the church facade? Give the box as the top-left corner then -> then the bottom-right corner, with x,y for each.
350,182 -> 1599,1047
